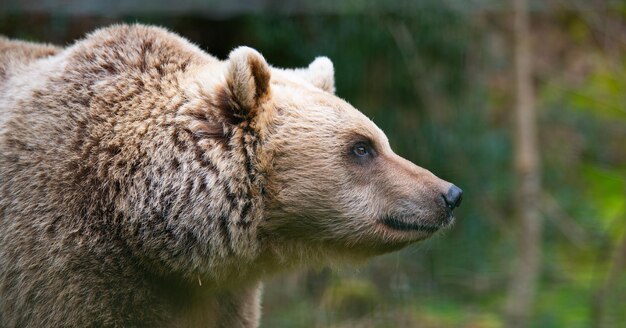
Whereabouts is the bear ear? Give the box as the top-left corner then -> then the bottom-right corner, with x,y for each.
306,56 -> 335,94
226,46 -> 272,114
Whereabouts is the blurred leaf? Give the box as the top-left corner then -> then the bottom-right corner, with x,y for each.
582,164 -> 626,240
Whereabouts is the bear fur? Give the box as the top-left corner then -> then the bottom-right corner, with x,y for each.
0,25 -> 459,327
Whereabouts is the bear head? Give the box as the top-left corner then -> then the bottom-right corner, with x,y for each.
218,47 -> 462,263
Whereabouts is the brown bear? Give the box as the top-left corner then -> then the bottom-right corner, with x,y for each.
0,24 -> 462,327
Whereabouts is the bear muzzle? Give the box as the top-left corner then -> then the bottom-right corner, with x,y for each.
378,196 -> 458,234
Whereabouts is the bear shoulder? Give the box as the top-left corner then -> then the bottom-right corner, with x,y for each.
63,24 -> 216,77
0,36 -> 61,84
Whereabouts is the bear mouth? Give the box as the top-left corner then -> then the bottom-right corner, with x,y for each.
379,215 -> 449,233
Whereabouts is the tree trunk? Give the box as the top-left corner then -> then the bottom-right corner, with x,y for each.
592,231 -> 626,328
504,0 -> 542,327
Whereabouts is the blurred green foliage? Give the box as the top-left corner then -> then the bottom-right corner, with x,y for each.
1,1 -> 625,327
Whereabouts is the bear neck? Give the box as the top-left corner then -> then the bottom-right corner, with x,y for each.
41,40 -> 269,285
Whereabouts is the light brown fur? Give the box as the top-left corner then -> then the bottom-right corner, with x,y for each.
0,24 -> 458,327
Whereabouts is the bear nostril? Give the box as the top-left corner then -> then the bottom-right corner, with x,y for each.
442,185 -> 463,209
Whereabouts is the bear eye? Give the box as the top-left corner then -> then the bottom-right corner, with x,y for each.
352,142 -> 371,157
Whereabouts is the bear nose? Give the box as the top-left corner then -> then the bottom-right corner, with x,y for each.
442,185 -> 463,209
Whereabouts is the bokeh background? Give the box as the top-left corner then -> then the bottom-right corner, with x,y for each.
2,0 -> 625,327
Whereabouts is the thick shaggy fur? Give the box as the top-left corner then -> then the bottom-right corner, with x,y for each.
0,25 -> 456,327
